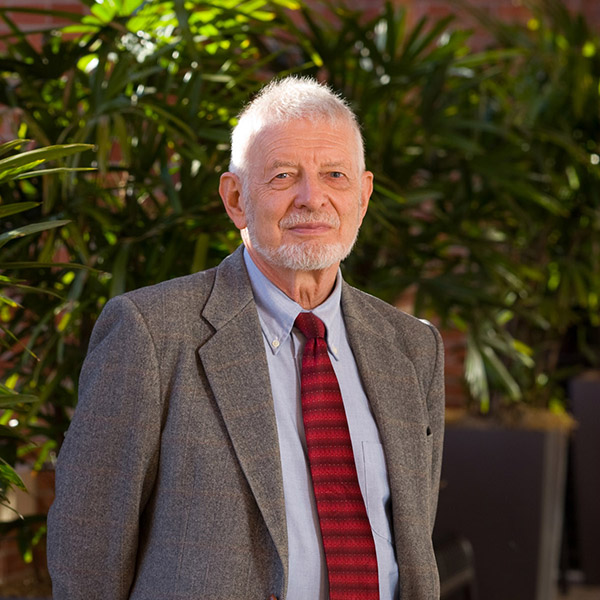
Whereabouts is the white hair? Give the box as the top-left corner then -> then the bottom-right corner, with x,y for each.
229,76 -> 365,177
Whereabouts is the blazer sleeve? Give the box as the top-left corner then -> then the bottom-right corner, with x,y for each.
426,324 -> 445,532
47,294 -> 163,600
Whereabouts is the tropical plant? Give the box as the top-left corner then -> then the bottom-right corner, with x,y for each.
442,0 -> 600,410
0,140 -> 92,523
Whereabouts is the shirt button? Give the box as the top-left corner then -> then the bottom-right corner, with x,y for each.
331,345 -> 338,355
272,339 -> 280,348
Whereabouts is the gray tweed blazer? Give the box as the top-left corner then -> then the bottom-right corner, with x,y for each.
47,246 -> 444,600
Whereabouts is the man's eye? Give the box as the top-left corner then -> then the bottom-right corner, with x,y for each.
275,173 -> 289,179
330,171 -> 344,179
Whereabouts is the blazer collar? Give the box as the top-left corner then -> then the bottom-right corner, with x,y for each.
198,246 -> 289,586
340,281 -> 426,427
202,245 -> 255,328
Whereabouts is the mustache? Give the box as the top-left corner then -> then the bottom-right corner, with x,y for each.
279,211 -> 340,229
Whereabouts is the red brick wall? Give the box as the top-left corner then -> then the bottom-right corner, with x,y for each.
441,328 -> 468,408
342,0 -> 600,49
0,0 -> 85,142
0,0 -> 83,38
3,0 -> 599,41
346,0 -> 600,24
0,470 -> 54,587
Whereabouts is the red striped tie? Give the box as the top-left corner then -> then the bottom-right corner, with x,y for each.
295,312 -> 379,600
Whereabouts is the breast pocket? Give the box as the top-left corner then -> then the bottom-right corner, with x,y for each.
361,441 -> 394,543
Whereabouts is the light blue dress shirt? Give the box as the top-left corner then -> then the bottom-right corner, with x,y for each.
244,249 -> 399,600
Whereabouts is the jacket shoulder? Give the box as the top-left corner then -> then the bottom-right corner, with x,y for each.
123,268 -> 218,313
343,284 -> 437,339
342,283 -> 443,385
92,268 -> 219,355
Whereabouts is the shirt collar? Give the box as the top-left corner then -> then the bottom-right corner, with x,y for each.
243,247 -> 343,359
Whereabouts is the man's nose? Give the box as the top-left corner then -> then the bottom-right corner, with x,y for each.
293,175 -> 327,210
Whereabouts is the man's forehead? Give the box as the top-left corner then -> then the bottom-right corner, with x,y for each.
255,121 -> 358,157
254,116 -> 355,143
267,158 -> 352,169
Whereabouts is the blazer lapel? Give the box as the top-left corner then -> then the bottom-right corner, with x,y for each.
197,248 -> 288,581
341,282 -> 429,427
341,284 -> 430,544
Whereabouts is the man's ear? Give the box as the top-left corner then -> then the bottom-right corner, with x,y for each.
219,172 -> 247,230
359,170 -> 373,222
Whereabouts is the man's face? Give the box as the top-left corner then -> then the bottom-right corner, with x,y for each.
238,117 -> 372,273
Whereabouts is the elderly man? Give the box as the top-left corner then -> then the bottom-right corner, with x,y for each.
48,76 -> 445,600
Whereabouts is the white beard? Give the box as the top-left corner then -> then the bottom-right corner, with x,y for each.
243,207 -> 360,271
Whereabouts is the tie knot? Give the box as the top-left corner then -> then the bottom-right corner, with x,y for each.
294,312 -> 326,339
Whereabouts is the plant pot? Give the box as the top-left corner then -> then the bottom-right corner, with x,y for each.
433,420 -> 569,600
569,372 -> 600,585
